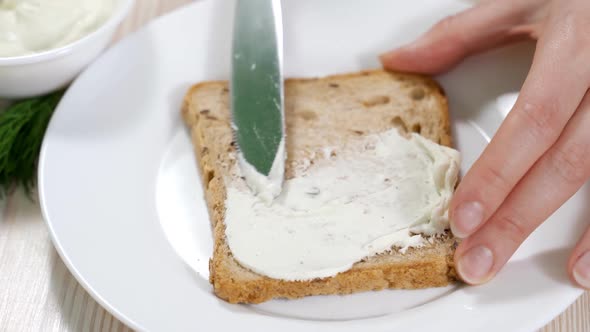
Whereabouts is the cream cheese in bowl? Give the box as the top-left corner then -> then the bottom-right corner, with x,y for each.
0,0 -> 115,57
0,0 -> 133,98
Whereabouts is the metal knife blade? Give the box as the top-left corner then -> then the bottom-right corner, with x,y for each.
231,0 -> 285,201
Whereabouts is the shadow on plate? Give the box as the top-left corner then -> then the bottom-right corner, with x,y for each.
246,284 -> 459,322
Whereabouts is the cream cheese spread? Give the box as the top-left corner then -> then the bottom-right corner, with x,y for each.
225,129 -> 461,281
0,0 -> 114,57
236,138 -> 286,203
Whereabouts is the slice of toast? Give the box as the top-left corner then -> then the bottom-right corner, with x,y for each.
182,69 -> 458,304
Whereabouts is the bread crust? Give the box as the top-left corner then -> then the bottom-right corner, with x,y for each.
182,69 -> 458,304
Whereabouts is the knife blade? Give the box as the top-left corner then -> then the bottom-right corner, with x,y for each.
231,0 -> 285,202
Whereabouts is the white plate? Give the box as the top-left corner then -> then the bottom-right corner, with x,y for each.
39,1 -> 586,331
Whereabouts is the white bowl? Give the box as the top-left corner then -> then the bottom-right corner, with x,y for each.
0,0 -> 135,99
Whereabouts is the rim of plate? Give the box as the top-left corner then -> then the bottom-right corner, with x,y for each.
36,4 -> 201,331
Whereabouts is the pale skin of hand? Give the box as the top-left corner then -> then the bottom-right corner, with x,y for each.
381,0 -> 590,288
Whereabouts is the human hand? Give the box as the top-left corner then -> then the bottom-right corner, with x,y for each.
381,0 -> 590,288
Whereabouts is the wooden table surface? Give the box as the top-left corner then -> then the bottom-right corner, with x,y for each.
0,1 -> 588,331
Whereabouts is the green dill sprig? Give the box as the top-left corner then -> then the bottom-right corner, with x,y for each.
0,91 -> 63,197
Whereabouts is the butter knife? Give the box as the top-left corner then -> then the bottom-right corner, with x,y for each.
231,0 -> 285,202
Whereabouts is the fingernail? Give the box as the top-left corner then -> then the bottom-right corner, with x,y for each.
451,201 -> 484,238
379,42 -> 417,64
379,50 -> 399,64
457,245 -> 494,284
573,251 -> 590,289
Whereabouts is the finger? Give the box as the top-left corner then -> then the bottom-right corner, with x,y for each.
450,0 -> 590,239
569,227 -> 590,289
455,91 -> 590,284
380,0 -> 542,74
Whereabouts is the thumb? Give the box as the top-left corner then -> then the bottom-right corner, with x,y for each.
380,0 -> 538,74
